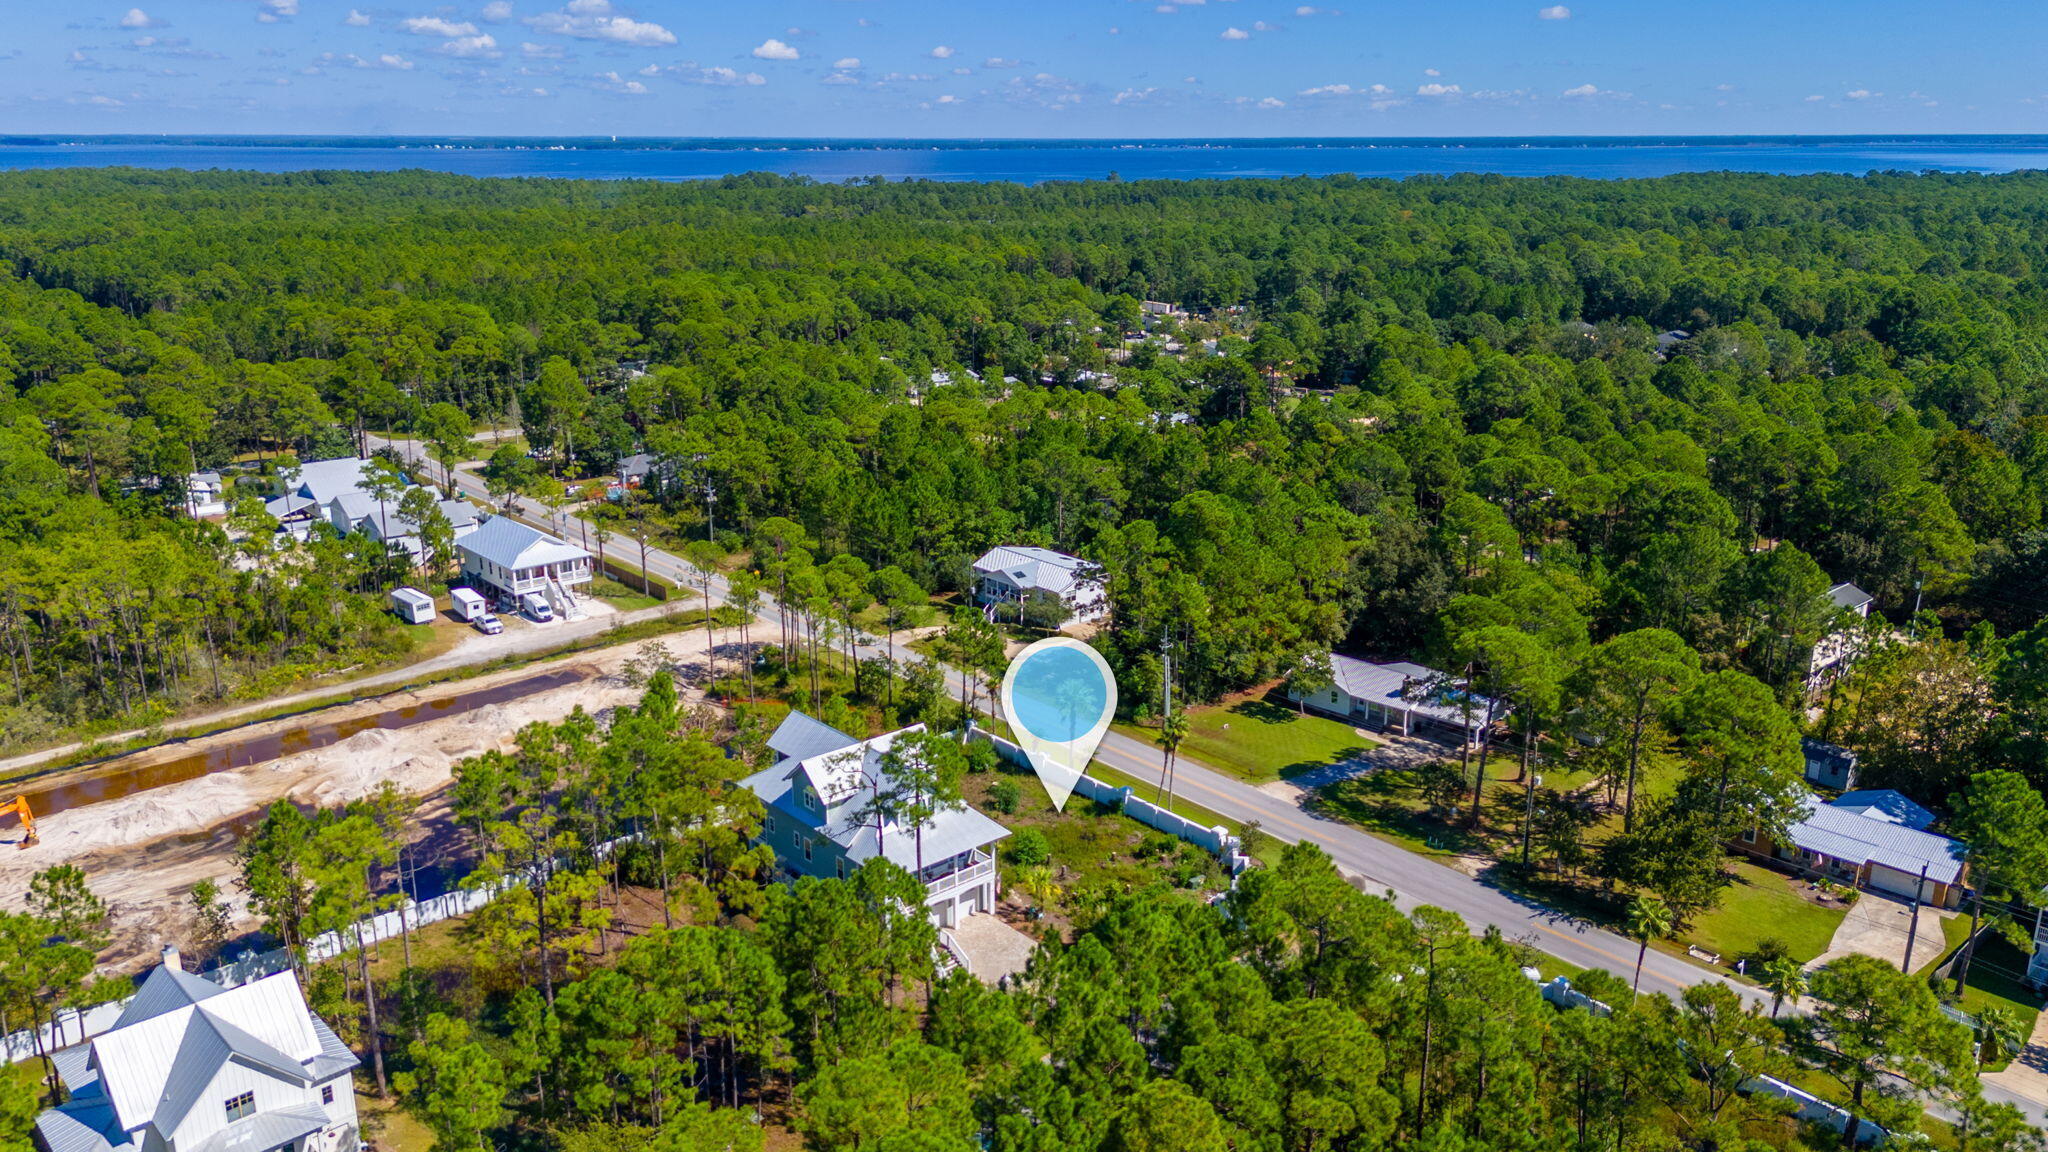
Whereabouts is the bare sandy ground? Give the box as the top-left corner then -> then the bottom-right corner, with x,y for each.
0,628 -> 726,971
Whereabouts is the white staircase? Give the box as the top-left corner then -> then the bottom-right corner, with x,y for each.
546,575 -> 586,621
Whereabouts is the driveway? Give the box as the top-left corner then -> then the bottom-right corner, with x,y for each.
1803,891 -> 1951,974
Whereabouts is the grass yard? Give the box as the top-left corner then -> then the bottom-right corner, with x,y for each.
1678,861 -> 1848,966
1951,930 -> 2046,1064
1117,691 -> 1377,783
586,577 -> 662,613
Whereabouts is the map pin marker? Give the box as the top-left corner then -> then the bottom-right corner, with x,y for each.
999,637 -> 1117,812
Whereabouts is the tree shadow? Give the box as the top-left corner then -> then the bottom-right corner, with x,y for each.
1304,770 -> 1490,856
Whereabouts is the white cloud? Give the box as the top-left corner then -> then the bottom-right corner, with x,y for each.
404,16 -> 478,36
437,33 -> 500,57
1538,5 -> 1571,19
1258,96 -> 1284,108
1561,83 -> 1596,97
952,66 -> 971,75
119,8 -> 162,29
521,41 -> 563,57
833,56 -> 859,68
983,56 -> 1018,68
344,8 -> 371,25
256,0 -> 297,22
1804,93 -> 1825,102
1416,82 -> 1460,96
525,0 -> 675,46
1714,82 -> 1735,91
481,1 -> 513,20
1298,83 -> 1352,96
822,71 -> 859,85
935,93 -> 958,104
1294,5 -> 1327,13
339,51 -> 412,68
1113,86 -> 1156,103
594,69 -> 647,93
86,93 -> 123,105
1423,67 -> 1440,76
667,64 -> 764,86
1845,88 -> 1877,99
752,38 -> 797,60
929,44 -> 953,58
1220,26 -> 1249,39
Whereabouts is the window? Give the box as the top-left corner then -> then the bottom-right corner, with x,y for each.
225,1092 -> 255,1122
764,813 -> 776,835
802,835 -> 814,862
836,858 -> 847,879
321,1085 -> 334,1106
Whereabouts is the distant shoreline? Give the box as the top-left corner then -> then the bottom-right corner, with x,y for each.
8,133 -> 2048,153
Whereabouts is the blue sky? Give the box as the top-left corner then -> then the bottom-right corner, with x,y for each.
9,0 -> 2047,137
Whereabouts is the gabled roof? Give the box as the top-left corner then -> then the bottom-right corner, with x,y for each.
971,546 -> 1099,598
291,457 -> 391,505
1828,582 -> 1874,611
112,964 -> 227,1030
1784,794 -> 1962,884
88,970 -> 327,1136
1833,789 -> 1936,831
185,1105 -> 330,1152
329,491 -> 380,526
767,711 -> 858,764
456,516 -> 590,570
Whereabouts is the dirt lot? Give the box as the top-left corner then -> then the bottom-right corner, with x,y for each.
0,628 -> 728,971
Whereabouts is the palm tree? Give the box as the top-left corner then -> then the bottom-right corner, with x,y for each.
1626,896 -> 1675,994
1975,1005 -> 2028,1066
1157,711 -> 1191,807
1759,956 -> 1806,1018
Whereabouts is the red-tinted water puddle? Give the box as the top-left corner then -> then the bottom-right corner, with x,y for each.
24,669 -> 587,819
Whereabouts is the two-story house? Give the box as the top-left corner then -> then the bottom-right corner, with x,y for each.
34,948 -> 358,1152
455,516 -> 593,617
969,545 -> 1108,625
740,715 -> 1010,928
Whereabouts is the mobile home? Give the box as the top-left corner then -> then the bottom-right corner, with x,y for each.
390,587 -> 436,625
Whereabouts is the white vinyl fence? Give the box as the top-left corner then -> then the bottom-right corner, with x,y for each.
974,731 -> 1252,875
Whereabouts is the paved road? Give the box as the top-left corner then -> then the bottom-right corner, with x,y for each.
379,436 -> 2048,1126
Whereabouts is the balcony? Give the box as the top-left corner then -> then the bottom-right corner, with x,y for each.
922,850 -> 995,900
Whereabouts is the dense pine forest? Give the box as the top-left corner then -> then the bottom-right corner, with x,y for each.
6,168 -> 2048,1148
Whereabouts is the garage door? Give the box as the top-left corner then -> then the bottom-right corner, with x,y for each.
1866,864 -> 1931,902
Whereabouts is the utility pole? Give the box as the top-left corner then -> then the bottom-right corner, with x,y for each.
1910,575 -> 1925,638
1521,772 -> 1542,866
1902,862 -> 1930,973
1159,626 -> 1174,805
703,479 -> 719,544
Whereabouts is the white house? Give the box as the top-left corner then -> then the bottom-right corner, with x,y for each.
456,516 -> 592,617
740,715 -> 1010,928
1808,581 -> 1876,688
358,500 -> 479,563
1288,654 -> 1507,744
183,473 -> 227,520
34,949 -> 358,1152
970,546 -> 1108,624
265,458 -> 409,530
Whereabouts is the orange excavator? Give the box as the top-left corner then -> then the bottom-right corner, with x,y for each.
1,797 -> 35,849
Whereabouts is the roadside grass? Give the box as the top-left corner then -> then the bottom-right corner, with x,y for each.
1918,911 -> 1973,977
1115,691 -> 1377,784
1679,861 -> 1847,966
587,577 -> 662,613
1950,931 -> 2046,1067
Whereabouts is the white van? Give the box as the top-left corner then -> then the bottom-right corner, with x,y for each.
390,587 -> 436,625
519,591 -> 554,622
449,587 -> 487,623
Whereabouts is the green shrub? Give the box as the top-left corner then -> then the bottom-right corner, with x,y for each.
1008,828 -> 1051,866
988,779 -> 1021,815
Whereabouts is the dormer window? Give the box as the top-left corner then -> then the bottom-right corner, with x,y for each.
225,1092 -> 255,1122
799,788 -> 820,813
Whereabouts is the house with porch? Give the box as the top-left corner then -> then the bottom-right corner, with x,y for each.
34,948 -> 358,1152
1287,654 -> 1508,745
455,516 -> 592,618
740,715 -> 1010,928
970,545 -> 1108,624
183,472 -> 228,519
1736,790 -> 1965,907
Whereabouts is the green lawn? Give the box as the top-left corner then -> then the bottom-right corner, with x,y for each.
1679,861 -> 1848,966
1951,930 -> 2046,1065
1118,694 -> 1377,783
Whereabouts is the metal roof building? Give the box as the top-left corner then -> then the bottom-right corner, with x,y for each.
34,951 -> 358,1152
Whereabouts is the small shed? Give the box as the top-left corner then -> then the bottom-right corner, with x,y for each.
449,587 -> 488,622
390,587 -> 436,625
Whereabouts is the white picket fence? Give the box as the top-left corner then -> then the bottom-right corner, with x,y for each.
973,731 -> 1252,874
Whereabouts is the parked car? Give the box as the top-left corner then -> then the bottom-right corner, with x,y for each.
473,613 -> 504,635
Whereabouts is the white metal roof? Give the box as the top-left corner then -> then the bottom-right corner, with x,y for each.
1329,654 -> 1507,729
971,545 -> 1098,598
1828,581 -> 1874,611
89,970 -> 323,1135
456,516 -> 590,571
1784,794 -> 1963,884
766,711 -> 858,764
